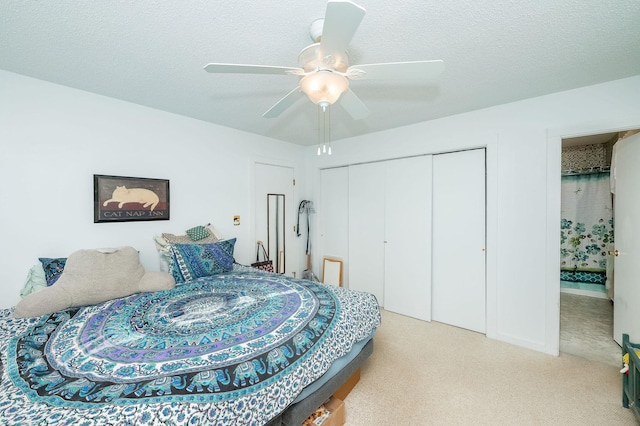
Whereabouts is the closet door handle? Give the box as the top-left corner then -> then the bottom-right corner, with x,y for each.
609,249 -> 620,256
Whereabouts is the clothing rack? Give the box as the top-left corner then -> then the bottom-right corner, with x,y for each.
561,166 -> 610,176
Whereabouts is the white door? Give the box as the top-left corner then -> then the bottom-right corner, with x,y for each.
254,163 -> 295,275
384,156 -> 433,321
432,149 -> 486,333
348,162 -> 385,302
320,167 -> 349,286
613,133 -> 640,344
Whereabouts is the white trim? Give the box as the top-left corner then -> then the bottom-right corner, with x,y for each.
545,132 -> 562,355
485,135 -> 498,340
546,118 -> 640,356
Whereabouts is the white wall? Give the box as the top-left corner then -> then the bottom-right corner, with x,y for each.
308,75 -> 640,355
0,70 -> 306,309
3,68 -> 639,357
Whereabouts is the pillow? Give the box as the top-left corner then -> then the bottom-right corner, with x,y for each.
14,247 -> 175,318
20,263 -> 47,298
170,238 -> 236,283
155,225 -> 225,273
185,225 -> 211,241
156,224 -> 224,247
161,232 -> 220,245
38,257 -> 67,286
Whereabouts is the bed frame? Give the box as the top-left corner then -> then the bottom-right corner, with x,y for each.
266,338 -> 374,426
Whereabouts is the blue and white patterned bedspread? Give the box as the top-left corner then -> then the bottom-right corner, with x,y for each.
0,270 -> 380,425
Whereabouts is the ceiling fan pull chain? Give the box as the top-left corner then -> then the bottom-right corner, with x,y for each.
327,105 -> 332,155
318,105 -> 324,155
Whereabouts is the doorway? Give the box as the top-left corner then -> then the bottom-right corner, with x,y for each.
558,131 -> 624,366
559,133 -> 615,299
254,163 -> 295,276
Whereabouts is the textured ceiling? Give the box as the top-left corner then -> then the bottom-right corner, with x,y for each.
1,1 -> 639,146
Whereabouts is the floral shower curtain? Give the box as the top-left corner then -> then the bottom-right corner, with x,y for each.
560,172 -> 613,285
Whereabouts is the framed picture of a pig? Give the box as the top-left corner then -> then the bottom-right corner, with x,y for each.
94,174 -> 170,223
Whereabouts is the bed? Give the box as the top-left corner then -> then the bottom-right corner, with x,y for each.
0,266 -> 380,425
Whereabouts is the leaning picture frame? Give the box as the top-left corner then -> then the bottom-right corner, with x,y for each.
94,174 -> 170,223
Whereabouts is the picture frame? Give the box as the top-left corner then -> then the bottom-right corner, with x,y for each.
94,174 -> 170,223
322,257 -> 343,287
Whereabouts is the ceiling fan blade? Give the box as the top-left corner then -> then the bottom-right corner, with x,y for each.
320,1 -> 366,59
338,89 -> 370,120
263,87 -> 304,118
204,63 -> 303,76
347,60 -> 445,81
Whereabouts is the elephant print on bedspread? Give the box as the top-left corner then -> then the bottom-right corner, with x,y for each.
0,270 -> 381,425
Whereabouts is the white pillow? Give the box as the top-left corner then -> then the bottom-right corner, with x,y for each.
20,263 -> 47,298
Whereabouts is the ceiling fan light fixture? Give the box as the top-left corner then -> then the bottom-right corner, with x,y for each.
204,1 -> 443,123
299,71 -> 349,106
309,18 -> 324,43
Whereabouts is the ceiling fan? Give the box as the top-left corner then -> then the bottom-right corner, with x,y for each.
204,0 -> 445,120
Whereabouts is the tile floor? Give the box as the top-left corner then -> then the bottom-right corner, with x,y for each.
560,291 -> 621,367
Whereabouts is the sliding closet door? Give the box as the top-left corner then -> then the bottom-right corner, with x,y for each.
348,162 -> 385,302
319,167 -> 349,286
384,156 -> 433,321
432,149 -> 486,333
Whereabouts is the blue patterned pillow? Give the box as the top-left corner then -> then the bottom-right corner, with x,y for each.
38,258 -> 67,286
170,238 -> 236,283
185,225 -> 211,241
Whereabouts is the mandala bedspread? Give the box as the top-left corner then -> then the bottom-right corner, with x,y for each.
0,271 -> 380,425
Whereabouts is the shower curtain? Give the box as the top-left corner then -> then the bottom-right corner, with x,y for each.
560,172 -> 613,286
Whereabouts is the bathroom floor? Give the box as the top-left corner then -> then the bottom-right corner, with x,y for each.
560,292 -> 621,367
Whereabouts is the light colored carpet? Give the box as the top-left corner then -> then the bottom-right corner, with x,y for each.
344,309 -> 635,425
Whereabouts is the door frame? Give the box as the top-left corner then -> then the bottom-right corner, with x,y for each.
547,119 -> 640,356
250,158 -> 299,277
